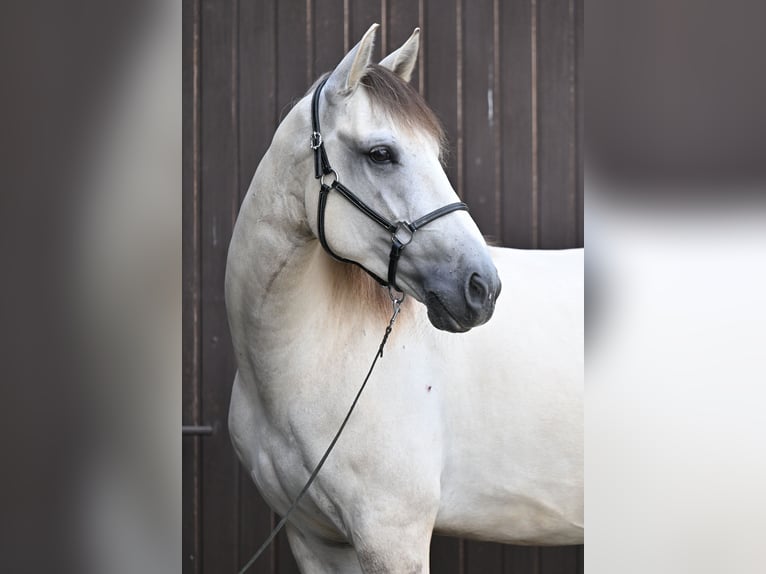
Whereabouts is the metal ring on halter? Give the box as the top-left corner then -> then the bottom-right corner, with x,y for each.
320,169 -> 338,187
392,222 -> 415,247
388,285 -> 405,307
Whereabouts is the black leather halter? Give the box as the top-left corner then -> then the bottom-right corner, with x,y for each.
311,76 -> 469,294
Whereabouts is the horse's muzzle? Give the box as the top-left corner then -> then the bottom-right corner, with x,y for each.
424,268 -> 501,333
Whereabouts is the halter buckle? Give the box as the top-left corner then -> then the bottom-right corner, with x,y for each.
310,131 -> 323,150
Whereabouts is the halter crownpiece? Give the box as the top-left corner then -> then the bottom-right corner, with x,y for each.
310,75 -> 469,295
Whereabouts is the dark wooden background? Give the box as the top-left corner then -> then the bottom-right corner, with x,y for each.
183,0 -> 583,572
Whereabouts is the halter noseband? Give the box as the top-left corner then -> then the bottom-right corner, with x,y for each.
310,76 -> 468,295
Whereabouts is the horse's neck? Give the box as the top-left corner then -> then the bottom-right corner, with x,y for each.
226,142 -> 394,387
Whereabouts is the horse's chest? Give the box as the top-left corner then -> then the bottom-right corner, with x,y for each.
233,344 -> 445,534
231,377 -> 350,539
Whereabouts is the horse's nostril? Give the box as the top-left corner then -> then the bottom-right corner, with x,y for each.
467,273 -> 489,308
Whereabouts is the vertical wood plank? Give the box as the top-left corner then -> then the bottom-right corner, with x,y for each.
500,0 -> 535,249
461,0 -> 500,239
349,0 -> 383,61
200,0 -> 241,572
313,0 -> 346,77
386,0 -> 422,92
574,0 -> 583,248
540,546 -> 581,574
182,0 -> 201,570
465,539 -> 504,573
274,8 -> 309,571
537,0 -> 576,248
277,0 -> 309,121
424,2 -> 463,568
237,3 -> 279,572
430,535 -> 464,574
504,545 -> 540,574
424,0 -> 459,190
239,0 -> 277,199
181,433 -> 200,574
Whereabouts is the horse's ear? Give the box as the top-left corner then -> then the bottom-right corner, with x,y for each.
325,23 -> 379,98
379,28 -> 420,82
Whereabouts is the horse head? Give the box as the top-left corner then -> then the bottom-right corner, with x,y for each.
303,24 -> 501,332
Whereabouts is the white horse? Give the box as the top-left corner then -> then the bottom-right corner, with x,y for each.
226,24 -> 583,573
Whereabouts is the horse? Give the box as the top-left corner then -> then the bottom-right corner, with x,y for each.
226,23 -> 583,573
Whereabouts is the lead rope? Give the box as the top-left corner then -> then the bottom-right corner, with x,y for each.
237,291 -> 404,574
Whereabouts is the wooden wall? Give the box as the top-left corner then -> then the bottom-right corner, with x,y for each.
183,0 -> 583,572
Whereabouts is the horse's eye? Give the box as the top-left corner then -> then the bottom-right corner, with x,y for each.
368,146 -> 393,164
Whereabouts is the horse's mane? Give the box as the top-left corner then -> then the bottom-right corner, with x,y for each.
360,64 -> 447,163
307,64 -> 448,164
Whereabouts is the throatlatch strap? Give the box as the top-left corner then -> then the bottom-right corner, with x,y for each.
317,184 -> 389,286
316,184 -> 333,253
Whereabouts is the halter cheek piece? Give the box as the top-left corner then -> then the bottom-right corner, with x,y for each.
310,76 -> 468,296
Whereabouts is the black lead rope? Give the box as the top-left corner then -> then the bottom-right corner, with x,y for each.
237,299 -> 403,574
